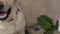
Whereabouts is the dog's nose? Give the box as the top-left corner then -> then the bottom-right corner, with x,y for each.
0,2 -> 4,10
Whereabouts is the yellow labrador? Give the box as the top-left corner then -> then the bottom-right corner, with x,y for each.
0,0 -> 25,34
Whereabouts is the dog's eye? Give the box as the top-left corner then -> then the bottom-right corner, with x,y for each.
16,11 -> 17,14
16,8 -> 20,14
9,19 -> 13,22
17,8 -> 20,11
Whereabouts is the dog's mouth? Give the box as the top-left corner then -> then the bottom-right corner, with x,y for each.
0,8 -> 11,20
0,12 -> 6,18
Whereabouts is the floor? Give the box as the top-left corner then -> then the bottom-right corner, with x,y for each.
19,0 -> 60,34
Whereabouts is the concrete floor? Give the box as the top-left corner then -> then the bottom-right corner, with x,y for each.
19,0 -> 60,34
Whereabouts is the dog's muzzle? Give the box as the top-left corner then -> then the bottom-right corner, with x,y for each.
0,2 -> 12,21
0,2 -> 11,20
0,2 -> 18,21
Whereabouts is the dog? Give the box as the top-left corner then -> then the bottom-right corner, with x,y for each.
0,0 -> 25,34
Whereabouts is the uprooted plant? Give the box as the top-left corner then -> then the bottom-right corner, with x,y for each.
37,15 -> 56,34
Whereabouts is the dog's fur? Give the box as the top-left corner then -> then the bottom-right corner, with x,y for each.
0,0 -> 25,34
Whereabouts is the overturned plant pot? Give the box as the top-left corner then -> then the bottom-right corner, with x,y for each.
56,20 -> 60,32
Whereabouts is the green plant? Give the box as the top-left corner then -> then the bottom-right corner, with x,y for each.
44,30 -> 53,34
37,15 -> 54,34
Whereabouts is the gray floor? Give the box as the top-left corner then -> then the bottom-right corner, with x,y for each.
19,0 -> 60,34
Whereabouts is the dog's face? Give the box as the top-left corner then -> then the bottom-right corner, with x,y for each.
0,0 -> 15,20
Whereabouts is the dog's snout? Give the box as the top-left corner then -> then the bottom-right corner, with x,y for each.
0,2 -> 4,10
